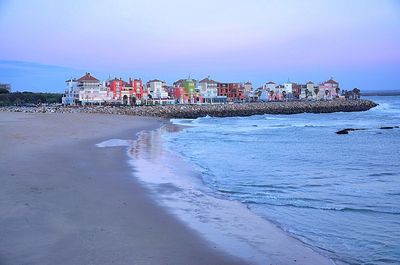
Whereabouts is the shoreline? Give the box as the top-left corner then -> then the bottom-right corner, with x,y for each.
1,99 -> 378,119
125,124 -> 337,265
0,112 -> 245,265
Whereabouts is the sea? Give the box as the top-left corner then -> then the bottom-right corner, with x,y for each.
126,96 -> 400,265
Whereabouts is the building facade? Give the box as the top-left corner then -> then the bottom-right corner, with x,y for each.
263,81 -> 276,91
146,79 -> 168,99
77,73 -> 111,104
242,82 -> 252,94
107,78 -> 123,100
129,78 -> 144,101
145,79 -> 173,104
299,81 -> 318,99
292,83 -> 301,99
319,78 -> 340,99
217,82 -> 244,102
62,78 -> 78,105
199,77 -> 220,103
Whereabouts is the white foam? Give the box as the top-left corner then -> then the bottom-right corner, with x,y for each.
96,139 -> 133,148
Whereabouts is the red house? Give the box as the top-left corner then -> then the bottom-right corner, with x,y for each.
291,83 -> 301,99
173,86 -> 185,103
218,83 -> 229,97
129,78 -> 143,100
229,83 -> 244,102
107,78 -> 123,99
218,82 -> 244,102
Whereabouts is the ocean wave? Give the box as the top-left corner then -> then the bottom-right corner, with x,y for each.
242,201 -> 400,215
240,183 -> 299,190
368,258 -> 400,264
368,172 -> 396,177
170,118 -> 198,126
96,139 -> 132,147
386,192 -> 400,196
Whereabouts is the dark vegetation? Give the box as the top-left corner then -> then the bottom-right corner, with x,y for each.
0,91 -> 62,106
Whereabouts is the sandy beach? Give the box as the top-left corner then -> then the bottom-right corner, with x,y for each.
0,112 -> 245,265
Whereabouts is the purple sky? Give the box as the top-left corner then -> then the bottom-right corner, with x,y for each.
0,0 -> 399,92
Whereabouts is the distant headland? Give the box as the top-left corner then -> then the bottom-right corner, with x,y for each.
361,90 -> 400,97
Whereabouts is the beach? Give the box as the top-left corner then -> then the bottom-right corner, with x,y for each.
0,112 -> 246,265
0,111 -> 344,265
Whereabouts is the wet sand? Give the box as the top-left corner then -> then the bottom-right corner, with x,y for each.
0,112 -> 244,265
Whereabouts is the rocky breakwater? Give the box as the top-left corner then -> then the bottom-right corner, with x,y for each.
154,99 -> 378,118
0,99 -> 378,119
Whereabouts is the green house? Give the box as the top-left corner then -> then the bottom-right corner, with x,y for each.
182,78 -> 196,95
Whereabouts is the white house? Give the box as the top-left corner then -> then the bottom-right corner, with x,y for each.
263,81 -> 276,91
259,90 -> 269,102
77,73 -> 111,104
242,81 -> 252,93
199,76 -> 219,103
62,78 -> 78,105
299,81 -> 317,99
283,82 -> 293,94
146,79 -> 168,99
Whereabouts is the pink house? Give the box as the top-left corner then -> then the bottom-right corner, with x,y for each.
173,86 -> 185,103
319,78 -> 340,99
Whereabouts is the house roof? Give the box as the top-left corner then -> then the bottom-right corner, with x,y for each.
325,78 -> 338,84
174,78 -> 197,86
266,81 -> 275,84
306,81 -> 314,84
148,79 -> 165,83
109,77 -> 125,82
244,81 -> 252,85
173,79 -> 185,85
199,77 -> 219,84
77,73 -> 99,82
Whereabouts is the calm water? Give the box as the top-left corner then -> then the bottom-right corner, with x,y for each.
163,97 -> 400,265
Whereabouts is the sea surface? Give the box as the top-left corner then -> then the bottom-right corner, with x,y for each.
128,96 -> 400,265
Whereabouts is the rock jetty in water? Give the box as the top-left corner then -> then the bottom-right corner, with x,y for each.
1,100 -> 378,119
335,128 -> 367,134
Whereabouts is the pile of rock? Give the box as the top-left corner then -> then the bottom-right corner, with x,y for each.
0,100 -> 378,119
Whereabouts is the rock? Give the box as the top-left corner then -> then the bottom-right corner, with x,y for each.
336,128 -> 367,134
336,129 -> 350,134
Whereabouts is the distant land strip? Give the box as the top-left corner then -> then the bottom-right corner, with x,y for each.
0,100 -> 378,119
361,90 -> 400,97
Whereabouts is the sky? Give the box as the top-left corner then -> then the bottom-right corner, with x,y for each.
0,0 -> 399,92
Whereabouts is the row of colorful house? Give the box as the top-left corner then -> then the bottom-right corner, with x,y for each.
61,73 -> 341,106
258,78 -> 340,101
